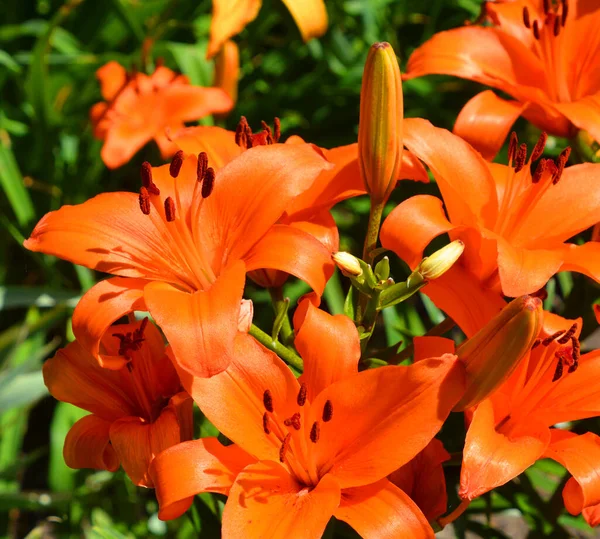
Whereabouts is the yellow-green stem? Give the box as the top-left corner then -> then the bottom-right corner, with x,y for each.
249,324 -> 303,373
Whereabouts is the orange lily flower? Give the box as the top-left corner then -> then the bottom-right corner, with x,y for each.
207,0 -> 328,58
43,318 -> 192,487
405,0 -> 600,159
380,118 -> 600,297
149,299 -> 465,537
24,142 -> 333,378
90,61 -> 233,169
172,118 -> 428,287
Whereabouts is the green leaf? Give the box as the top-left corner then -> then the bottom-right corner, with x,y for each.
167,42 -> 212,87
0,286 -> 80,310
324,268 -> 345,315
0,371 -> 48,413
0,138 -> 35,226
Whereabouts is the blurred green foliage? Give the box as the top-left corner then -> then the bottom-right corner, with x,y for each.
1,0 -> 599,537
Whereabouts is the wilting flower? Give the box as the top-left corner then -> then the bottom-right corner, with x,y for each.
404,0 -> 600,159
43,319 -> 192,487
380,119 -> 600,297
90,61 -> 232,168
150,299 -> 465,537
25,142 -> 333,378
207,0 -> 328,58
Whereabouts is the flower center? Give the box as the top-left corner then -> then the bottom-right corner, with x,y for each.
235,116 -> 281,150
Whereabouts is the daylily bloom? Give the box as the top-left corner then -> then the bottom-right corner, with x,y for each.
43,318 -> 192,487
90,61 -> 233,168
172,117 -> 428,288
150,299 -> 466,537
380,119 -> 600,297
207,0 -> 328,58
25,142 -> 333,378
405,0 -> 600,159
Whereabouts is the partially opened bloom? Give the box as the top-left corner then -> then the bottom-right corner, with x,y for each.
43,319 -> 192,487
405,0 -> 600,159
207,0 -> 328,58
90,61 -> 232,168
380,119 -> 600,297
25,142 -> 333,378
150,299 -> 465,537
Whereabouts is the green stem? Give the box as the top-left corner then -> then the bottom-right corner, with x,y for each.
268,287 -> 293,343
249,324 -> 303,373
362,199 -> 385,263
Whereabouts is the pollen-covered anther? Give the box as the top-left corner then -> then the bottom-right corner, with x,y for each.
533,19 -> 540,39
542,329 -> 565,346
279,433 -> 291,463
553,15 -> 561,36
552,356 -> 564,382
323,400 -> 333,422
530,132 -> 548,162
262,412 -> 270,435
283,412 -> 301,431
113,319 -> 147,359
508,132 -> 518,163
561,0 -> 568,25
522,6 -> 531,28
139,187 -> 151,215
297,383 -> 307,406
543,0 -> 550,14
169,150 -> 184,178
263,389 -> 274,413
197,152 -> 208,182
571,336 -> 580,362
274,117 -> 281,142
141,161 -> 160,195
260,121 -> 274,144
532,158 -> 547,184
310,421 -> 320,443
556,323 -> 577,344
235,116 -> 252,150
552,147 -> 571,184
514,143 -> 527,172
532,339 -> 541,349
164,197 -> 176,222
201,168 -> 215,198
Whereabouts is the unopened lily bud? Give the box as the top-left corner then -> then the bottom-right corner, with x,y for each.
214,40 -> 239,114
333,252 -> 363,277
453,295 -> 543,412
418,240 -> 465,280
358,42 -> 403,203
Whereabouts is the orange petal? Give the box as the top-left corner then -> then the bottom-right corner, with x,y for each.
380,194 -> 456,269
460,399 -> 549,500
101,120 -> 156,169
163,86 -> 233,122
171,126 -> 241,167
96,61 -> 128,101
310,356 -> 465,488
402,118 -> 498,227
413,336 -> 455,362
554,96 -> 600,147
72,277 -> 147,369
207,0 -> 261,58
181,333 -> 301,462
293,297 -> 360,401
453,91 -> 526,161
560,243 -> 600,288
63,414 -> 119,472
335,479 -> 434,539
221,461 -> 340,539
214,40 -> 239,107
144,261 -> 246,378
150,438 -> 255,520
280,0 -> 328,42
388,439 -> 450,522
286,209 -> 339,254
243,224 -> 334,297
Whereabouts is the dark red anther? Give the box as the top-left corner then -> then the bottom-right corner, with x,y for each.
169,150 -> 184,178
552,147 -> 571,184
532,158 -> 547,184
134,317 -> 148,340
113,319 -> 147,359
542,330 -> 565,346
279,433 -> 291,462
262,412 -> 270,435
532,339 -> 541,349
568,360 -> 579,373
523,6 -> 531,28
508,132 -> 518,163
553,15 -> 561,36
274,117 -> 281,142
514,143 -> 528,172
297,383 -> 307,406
139,187 -> 151,215
261,121 -> 274,144
571,336 -> 580,362
263,389 -> 274,413
164,197 -> 176,222
141,161 -> 160,195
201,167 -> 215,198
561,0 -> 568,26
197,152 -> 208,182
557,323 -> 577,344
543,0 -> 550,14
323,400 -> 333,422
533,19 -> 540,39
250,131 -> 270,147
552,357 -> 564,381
531,132 -> 548,162
310,421 -> 320,443
235,116 -> 252,149
284,412 -> 301,431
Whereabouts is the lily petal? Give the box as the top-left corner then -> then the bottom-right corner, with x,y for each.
96,61 -> 128,101
413,337 -> 455,362
207,0 -> 261,58
554,96 -> 600,147
222,461 -> 340,539
286,210 -> 339,254
335,479 -> 434,539
162,86 -> 233,122
63,415 -> 119,472
150,438 -> 255,520
172,126 -> 241,166
280,0 -> 328,42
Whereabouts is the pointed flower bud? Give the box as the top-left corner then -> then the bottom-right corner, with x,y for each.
358,42 -> 403,204
332,252 -> 363,277
418,240 -> 464,280
453,296 -> 543,412
214,40 -> 239,112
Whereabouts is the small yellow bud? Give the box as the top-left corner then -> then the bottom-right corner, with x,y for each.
332,252 -> 363,277
418,240 -> 465,280
358,42 -> 403,204
453,295 -> 543,412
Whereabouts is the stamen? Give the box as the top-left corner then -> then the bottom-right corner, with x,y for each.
552,357 -> 563,382
297,383 -> 307,406
532,339 -> 541,349
542,330 -> 565,346
197,152 -> 208,182
164,197 -> 176,222
169,150 -> 184,178
201,168 -> 215,198
279,433 -> 291,462
263,389 -> 274,412
139,187 -> 151,215
113,321 -> 147,359
514,144 -> 527,172
533,20 -> 540,39
543,0 -> 550,14
522,6 -> 531,28
557,323 -> 577,344
532,158 -> 547,184
141,162 -> 160,195
274,117 -> 281,142
134,317 -> 148,340
530,132 -> 548,162
553,15 -> 561,36
262,412 -> 270,435
235,116 -> 252,150
310,422 -> 320,443
571,336 -> 580,362
552,147 -> 571,184
261,121 -> 274,144
323,400 -> 333,422
283,412 -> 301,430
561,0 -> 568,25
508,132 -> 518,163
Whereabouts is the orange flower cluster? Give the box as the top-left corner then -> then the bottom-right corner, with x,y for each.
24,3 -> 600,534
